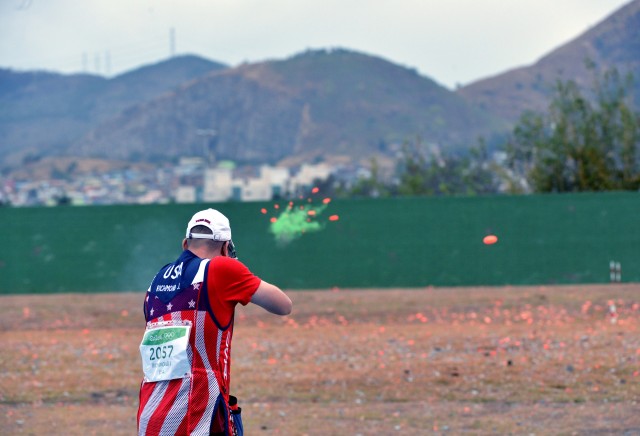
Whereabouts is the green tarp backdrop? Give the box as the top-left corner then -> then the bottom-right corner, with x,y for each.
1,192 -> 638,294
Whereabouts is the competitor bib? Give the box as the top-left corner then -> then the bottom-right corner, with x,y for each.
140,324 -> 192,382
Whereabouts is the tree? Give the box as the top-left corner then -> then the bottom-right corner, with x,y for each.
349,157 -> 391,198
506,68 -> 640,192
396,140 -> 504,196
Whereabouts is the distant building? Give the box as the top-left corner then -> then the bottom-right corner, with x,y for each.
235,178 -> 272,202
290,163 -> 332,193
176,157 -> 206,177
139,189 -> 166,204
202,165 -> 294,202
259,165 -> 290,198
175,186 -> 197,203
203,167 -> 233,202
3,158 -> 338,207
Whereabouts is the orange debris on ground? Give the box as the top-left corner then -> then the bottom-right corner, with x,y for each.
0,285 -> 639,434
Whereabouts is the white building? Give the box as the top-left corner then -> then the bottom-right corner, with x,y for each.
259,165 -> 290,198
175,186 -> 197,203
176,157 -> 205,176
138,189 -> 166,204
235,178 -> 272,202
196,163 -> 334,203
203,167 -> 233,202
290,163 -> 332,192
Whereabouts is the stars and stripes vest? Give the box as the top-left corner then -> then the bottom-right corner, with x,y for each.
138,250 -> 236,436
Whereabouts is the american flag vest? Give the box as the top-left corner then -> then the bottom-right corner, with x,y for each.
138,250 -> 236,435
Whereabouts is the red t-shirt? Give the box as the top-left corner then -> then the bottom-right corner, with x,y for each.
206,256 -> 261,326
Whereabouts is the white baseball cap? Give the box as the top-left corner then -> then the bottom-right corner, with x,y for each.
185,208 -> 232,241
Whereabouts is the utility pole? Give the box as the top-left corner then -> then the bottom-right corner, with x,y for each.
196,129 -> 218,166
170,27 -> 176,58
94,52 -> 101,74
105,50 -> 111,75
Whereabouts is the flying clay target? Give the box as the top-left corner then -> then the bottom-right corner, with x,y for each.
483,235 -> 498,245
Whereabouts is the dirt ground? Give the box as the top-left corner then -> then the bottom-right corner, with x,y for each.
1,285 -> 639,435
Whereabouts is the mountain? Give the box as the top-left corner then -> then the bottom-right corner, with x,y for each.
458,0 -> 640,122
0,55 -> 227,167
0,70 -> 105,166
90,55 -> 228,120
72,49 -> 506,165
4,1 -> 637,169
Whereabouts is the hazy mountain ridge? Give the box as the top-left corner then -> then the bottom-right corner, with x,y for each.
72,49 -> 506,165
0,55 -> 227,166
1,0 -> 638,169
458,0 -> 640,121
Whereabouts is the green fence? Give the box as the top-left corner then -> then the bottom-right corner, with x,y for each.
1,192 -> 638,294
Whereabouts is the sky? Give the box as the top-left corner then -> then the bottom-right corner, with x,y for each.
0,0 -> 632,89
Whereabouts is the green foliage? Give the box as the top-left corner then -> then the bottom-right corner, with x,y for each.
349,158 -> 391,198
506,68 -> 640,192
338,141 -> 504,199
395,141 -> 504,196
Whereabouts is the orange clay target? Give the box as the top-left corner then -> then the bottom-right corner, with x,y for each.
483,235 -> 498,245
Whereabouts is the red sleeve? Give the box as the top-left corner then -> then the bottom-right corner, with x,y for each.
207,257 -> 261,325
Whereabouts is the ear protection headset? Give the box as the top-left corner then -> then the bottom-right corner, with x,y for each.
188,232 -> 238,259
227,240 -> 238,259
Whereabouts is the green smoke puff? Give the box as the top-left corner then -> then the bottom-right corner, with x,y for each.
269,204 -> 327,245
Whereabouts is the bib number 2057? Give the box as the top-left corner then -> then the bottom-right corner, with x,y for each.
148,344 -> 173,360
140,325 -> 191,382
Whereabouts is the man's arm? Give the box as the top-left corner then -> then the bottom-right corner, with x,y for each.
250,280 -> 292,315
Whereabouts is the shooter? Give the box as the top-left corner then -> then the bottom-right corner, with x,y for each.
137,208 -> 292,436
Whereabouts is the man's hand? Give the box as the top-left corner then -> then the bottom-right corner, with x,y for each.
251,281 -> 292,315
